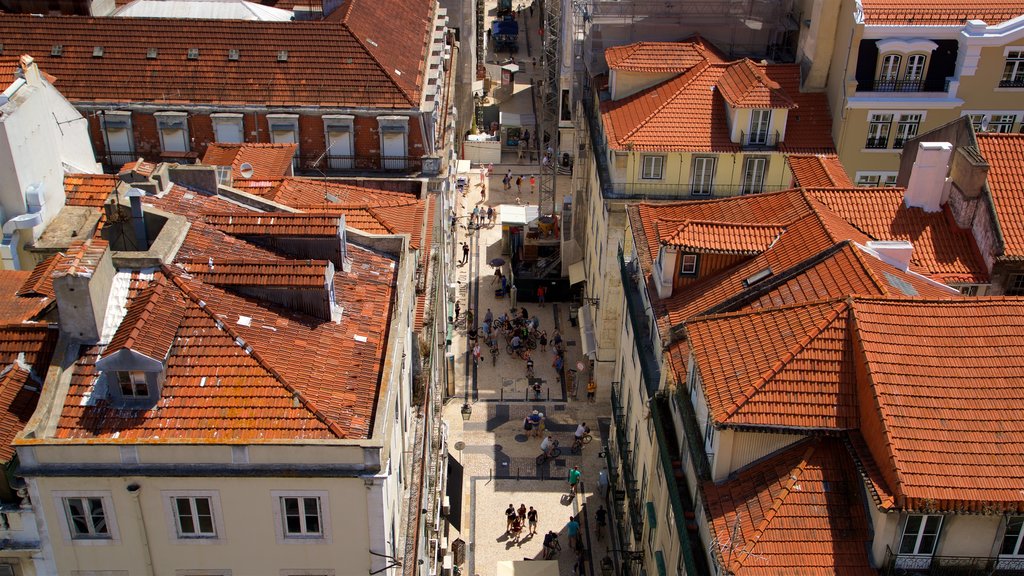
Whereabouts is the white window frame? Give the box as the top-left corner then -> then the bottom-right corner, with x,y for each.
101,111 -> 135,157
271,491 -> 332,544
747,110 -> 771,145
1002,49 -> 1024,86
990,114 -> 1017,133
1001,517 -> 1024,557
53,491 -> 120,545
378,115 -> 409,170
211,113 -> 244,144
893,113 -> 922,148
679,254 -> 698,276
741,157 -> 766,194
879,54 -> 901,80
117,371 -> 149,398
866,113 -> 893,148
855,172 -> 897,187
324,115 -> 355,170
640,155 -> 664,180
904,54 -> 927,81
964,111 -> 1023,134
691,157 -> 716,195
155,111 -> 190,154
267,114 -> 300,168
898,514 -> 943,556
162,491 -> 225,543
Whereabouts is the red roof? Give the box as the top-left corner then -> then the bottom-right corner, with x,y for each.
605,38 -> 724,73
202,143 -> 296,181
182,259 -> 331,287
64,173 -> 117,208
601,56 -> 833,153
704,439 -> 875,576
716,60 -> 796,109
852,297 -> 1024,512
661,221 -> 786,255
17,254 -> 67,299
807,187 -> 989,283
0,269 -> 53,324
0,325 -> 59,461
859,0 -> 1024,24
102,276 -> 186,362
975,133 -> 1024,259
53,239 -> 109,278
786,154 -> 853,188
0,6 -> 434,108
0,56 -> 20,87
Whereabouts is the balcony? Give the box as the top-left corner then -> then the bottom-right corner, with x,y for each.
865,137 -> 890,150
609,181 -> 790,198
100,151 -> 139,170
882,546 -> 1024,575
999,79 -> 1024,88
299,154 -> 424,174
619,247 -> 661,396
860,77 -> 950,93
739,130 -> 780,150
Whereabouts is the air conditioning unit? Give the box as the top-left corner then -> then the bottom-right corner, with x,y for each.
442,496 -> 451,516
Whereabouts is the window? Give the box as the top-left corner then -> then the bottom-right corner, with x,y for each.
378,116 -> 409,170
641,155 -> 664,180
117,371 -> 149,398
879,54 -> 901,81
905,54 -> 926,82
101,112 -> 134,163
324,115 -> 355,170
893,114 -> 922,148
64,497 -> 110,539
691,157 -> 715,195
1002,517 -> 1024,556
703,417 -> 715,453
741,157 -> 766,194
747,109 -> 771,145
990,114 -> 1017,133
1001,50 -> 1024,87
156,112 -> 189,154
267,114 -> 300,169
172,497 -> 216,538
211,114 -> 244,144
282,496 -> 322,537
957,284 -> 980,296
1007,274 -> 1024,296
857,174 -> 880,186
899,514 -> 943,556
968,114 -> 986,132
866,114 -> 893,149
679,254 -> 698,276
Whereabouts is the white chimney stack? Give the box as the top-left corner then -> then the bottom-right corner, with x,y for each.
904,142 -> 953,212
865,240 -> 914,271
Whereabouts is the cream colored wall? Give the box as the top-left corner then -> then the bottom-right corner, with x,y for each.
961,44 -> 1024,108
711,429 -> 805,481
867,501 -> 899,565
611,70 -> 679,100
729,108 -> 790,143
35,475 -> 375,576
798,0 -> 842,90
619,151 -> 792,195
825,0 -> 861,143
938,515 -> 1001,558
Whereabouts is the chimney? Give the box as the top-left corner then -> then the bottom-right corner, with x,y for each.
949,145 -> 990,200
53,239 -> 116,343
865,240 -> 914,271
654,246 -> 677,299
904,142 -> 953,212
337,214 -> 352,273
126,187 -> 149,251
18,55 -> 41,86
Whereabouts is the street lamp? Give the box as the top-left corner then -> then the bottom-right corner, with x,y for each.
461,402 -> 472,421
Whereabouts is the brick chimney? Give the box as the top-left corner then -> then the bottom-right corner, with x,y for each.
53,239 -> 116,343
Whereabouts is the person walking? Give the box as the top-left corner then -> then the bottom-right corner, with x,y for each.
537,285 -> 546,307
516,175 -> 523,192
461,242 -> 469,265
527,506 -> 538,535
506,504 -> 517,533
473,343 -> 482,365
484,308 -> 494,325
566,516 -> 580,549
587,379 -> 597,402
529,175 -> 536,193
539,330 -> 548,352
506,169 -> 513,187
517,503 -> 527,524
488,206 -> 495,225
568,465 -> 581,495
454,301 -> 461,322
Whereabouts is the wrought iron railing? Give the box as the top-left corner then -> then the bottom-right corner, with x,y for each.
865,137 -> 890,149
619,247 -> 661,396
675,387 -> 712,482
301,154 -> 423,173
864,77 -> 950,93
100,151 -> 138,169
739,130 -> 780,149
999,79 -> 1024,88
608,182 -> 789,198
881,546 -> 1024,575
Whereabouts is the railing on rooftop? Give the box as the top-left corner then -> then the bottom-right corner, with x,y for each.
739,130 -> 779,150
863,77 -> 951,93
100,151 -> 138,170
300,154 -> 424,174
864,137 -> 890,150
619,247 -> 661,396
881,546 -> 1024,575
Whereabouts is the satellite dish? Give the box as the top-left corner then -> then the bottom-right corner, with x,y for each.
238,162 -> 254,179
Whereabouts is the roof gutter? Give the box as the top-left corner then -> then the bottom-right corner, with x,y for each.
73,102 -> 423,116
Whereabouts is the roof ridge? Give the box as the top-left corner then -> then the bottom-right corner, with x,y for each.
621,60 -> 712,142
689,295 -> 848,325
722,300 -> 849,422
167,269 -> 347,439
731,442 -> 818,571
365,206 -> 398,235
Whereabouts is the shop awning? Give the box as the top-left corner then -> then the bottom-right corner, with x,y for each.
568,260 -> 585,285
579,304 -> 597,360
498,204 -> 539,226
446,453 -> 463,531
498,111 -> 537,128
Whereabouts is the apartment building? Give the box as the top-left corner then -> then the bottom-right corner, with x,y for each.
1,160 -> 442,576
798,0 -> 1024,185
0,0 -> 454,178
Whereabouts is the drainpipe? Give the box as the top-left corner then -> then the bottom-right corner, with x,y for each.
1,213 -> 42,271
126,483 -> 156,576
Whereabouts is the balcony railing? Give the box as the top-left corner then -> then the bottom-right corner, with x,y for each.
619,247 -> 661,396
862,77 -> 951,93
299,154 -> 424,174
675,387 -> 712,483
865,137 -> 890,149
739,130 -> 780,149
609,181 -> 790,198
1000,79 -> 1024,88
882,546 -> 1024,575
100,151 -> 139,169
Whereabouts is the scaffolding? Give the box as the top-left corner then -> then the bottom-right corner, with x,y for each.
537,0 -> 561,218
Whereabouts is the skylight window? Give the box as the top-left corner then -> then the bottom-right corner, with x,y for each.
93,46 -> 104,57
187,48 -> 200,60
51,45 -> 63,57
228,49 -> 240,61
742,267 -> 773,288
147,48 -> 158,59
884,272 -> 919,296
277,51 -> 289,62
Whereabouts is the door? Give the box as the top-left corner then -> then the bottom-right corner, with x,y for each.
741,157 -> 766,194
269,120 -> 299,170
103,115 -> 134,165
326,127 -> 353,170
159,117 -> 189,153
748,110 -> 771,145
381,127 -> 407,170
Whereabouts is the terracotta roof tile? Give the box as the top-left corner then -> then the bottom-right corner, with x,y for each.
0,8 -> 432,108
859,0 -> 1024,24
119,160 -> 157,177
661,221 -> 785,255
807,187 -> 989,283
975,134 -> 1024,259
786,154 -> 853,188
53,239 -> 109,278
0,56 -> 21,87
181,259 -> 331,288
687,299 -> 859,430
64,173 -> 117,208
17,254 -> 69,300
716,60 -> 796,109
604,37 -> 724,73
268,178 -> 419,206
203,143 -> 296,180
0,325 -> 58,461
0,269 -> 52,324
204,213 -> 346,237
851,297 -> 1024,512
769,66 -> 837,155
103,276 -> 186,362
703,439 -> 875,576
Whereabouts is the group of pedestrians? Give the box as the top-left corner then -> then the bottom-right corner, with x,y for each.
504,503 -> 540,543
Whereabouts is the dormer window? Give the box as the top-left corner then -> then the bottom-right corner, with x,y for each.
879,54 -> 901,82
117,371 -> 149,398
679,254 -> 699,276
747,110 -> 771,146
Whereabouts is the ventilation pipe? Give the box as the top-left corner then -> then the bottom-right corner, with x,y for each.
0,213 -> 42,270
126,187 -> 149,251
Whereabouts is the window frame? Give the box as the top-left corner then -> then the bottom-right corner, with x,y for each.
893,113 -> 922,148
640,155 -> 665,180
53,491 -> 120,545
271,491 -> 332,544
866,113 -> 893,149
904,54 -> 927,82
690,157 -> 716,195
211,113 -> 245,144
117,371 -> 149,398
154,111 -> 190,154
1001,50 -> 1024,87
740,157 -> 767,194
879,54 -> 902,81
1002,517 -> 1024,557
163,491 -> 226,544
172,496 -> 217,539
990,114 -> 1017,133
679,253 -> 699,277
898,514 -> 943,556
1007,273 -> 1024,296
747,109 -> 771,145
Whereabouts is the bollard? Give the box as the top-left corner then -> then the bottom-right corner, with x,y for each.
500,388 -> 504,401
546,387 -> 550,401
